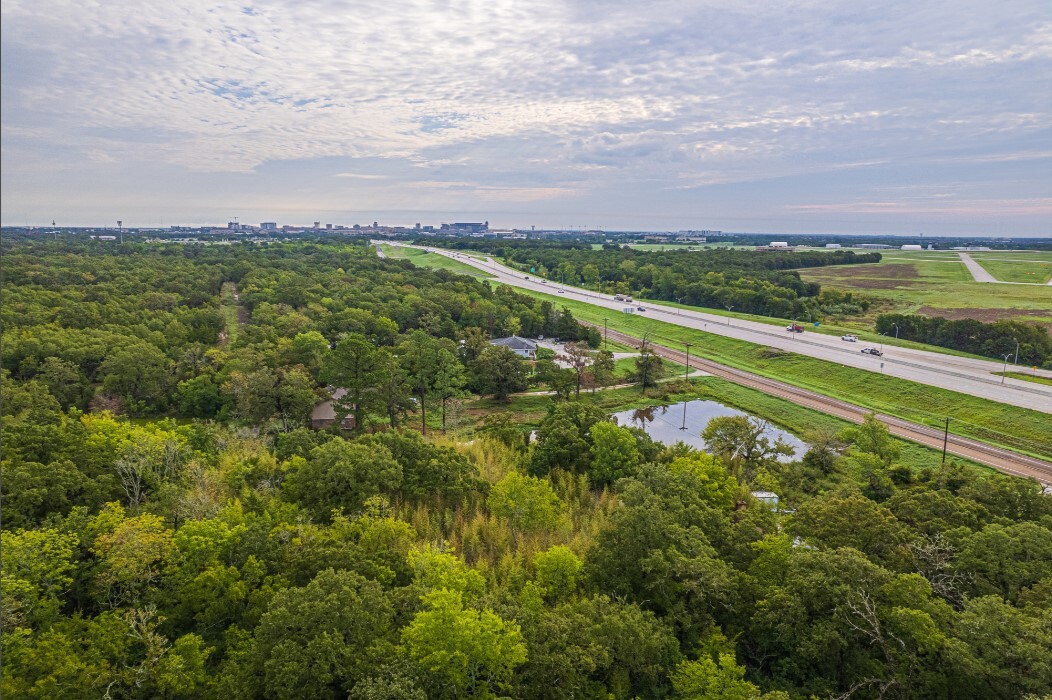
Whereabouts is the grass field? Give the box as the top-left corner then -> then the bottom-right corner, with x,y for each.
799,251 -> 1052,328
380,244 -> 494,279
971,254 -> 1052,284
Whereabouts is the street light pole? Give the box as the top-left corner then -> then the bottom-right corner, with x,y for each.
893,323 -> 900,339
1001,353 -> 1012,383
725,304 -> 733,325
1014,338 -> 1019,366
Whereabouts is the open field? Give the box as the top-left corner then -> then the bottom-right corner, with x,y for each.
799,252 -> 1052,327
972,255 -> 1052,284
379,243 -> 494,278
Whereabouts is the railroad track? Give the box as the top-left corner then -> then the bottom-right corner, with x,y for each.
592,324 -> 1052,485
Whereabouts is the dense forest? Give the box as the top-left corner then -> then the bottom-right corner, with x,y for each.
3,239 -> 1051,699
876,314 -> 1052,368
424,240 -> 879,320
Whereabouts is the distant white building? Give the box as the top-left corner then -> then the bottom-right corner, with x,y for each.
825,243 -> 842,248
751,490 -> 780,510
901,244 -> 923,250
490,336 -> 538,359
769,241 -> 789,248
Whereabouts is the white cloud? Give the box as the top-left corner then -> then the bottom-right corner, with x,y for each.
2,0 -> 1050,231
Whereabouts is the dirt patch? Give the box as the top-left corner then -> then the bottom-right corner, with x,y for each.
916,306 -> 1052,329
808,263 -> 921,288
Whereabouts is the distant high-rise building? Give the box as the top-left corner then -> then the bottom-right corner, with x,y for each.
260,222 -> 278,230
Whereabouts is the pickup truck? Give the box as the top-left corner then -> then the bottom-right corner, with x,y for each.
786,324 -> 804,333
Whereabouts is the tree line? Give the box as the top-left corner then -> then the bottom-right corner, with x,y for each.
875,313 -> 1052,368
423,239 -> 878,320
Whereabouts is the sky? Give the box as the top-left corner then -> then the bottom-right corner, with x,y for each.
2,0 -> 1050,235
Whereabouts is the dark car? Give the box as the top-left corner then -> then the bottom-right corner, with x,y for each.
637,306 -> 646,312
861,347 -> 883,356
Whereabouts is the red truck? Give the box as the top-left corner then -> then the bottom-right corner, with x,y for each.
785,323 -> 804,333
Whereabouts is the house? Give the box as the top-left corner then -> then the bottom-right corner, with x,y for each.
311,388 -> 356,430
489,336 -> 538,359
750,490 -> 780,510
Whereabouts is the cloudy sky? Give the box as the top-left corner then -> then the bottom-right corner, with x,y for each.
2,0 -> 1050,234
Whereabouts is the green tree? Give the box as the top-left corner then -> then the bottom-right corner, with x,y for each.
534,546 -> 583,603
701,415 -> 792,478
36,357 -> 86,409
489,472 -> 562,542
401,589 -> 527,698
254,569 -> 396,700
581,263 -> 601,289
99,344 -> 173,413
840,414 -> 901,467
288,439 -> 402,519
322,333 -> 390,432
589,421 -> 642,486
471,345 -> 529,400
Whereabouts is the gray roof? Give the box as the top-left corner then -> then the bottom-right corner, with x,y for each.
490,336 -> 537,351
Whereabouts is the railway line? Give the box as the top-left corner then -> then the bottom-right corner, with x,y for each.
594,325 -> 1052,485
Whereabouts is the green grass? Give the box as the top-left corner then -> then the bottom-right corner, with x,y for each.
493,285 -> 1052,460
972,257 -> 1052,284
995,371 -> 1052,386
799,254 -> 1052,327
379,244 -> 495,279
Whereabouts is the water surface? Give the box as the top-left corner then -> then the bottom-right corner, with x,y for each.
613,399 -> 808,460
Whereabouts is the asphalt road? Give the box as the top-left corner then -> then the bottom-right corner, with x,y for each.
386,242 -> 1052,414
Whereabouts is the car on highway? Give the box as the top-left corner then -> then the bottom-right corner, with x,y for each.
786,324 -> 804,333
558,289 -> 565,294
637,306 -> 646,312
861,347 -> 883,356
841,334 -> 858,342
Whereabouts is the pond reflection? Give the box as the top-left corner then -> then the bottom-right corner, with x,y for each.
613,399 -> 807,461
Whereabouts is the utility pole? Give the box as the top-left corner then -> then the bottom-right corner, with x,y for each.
683,342 -> 693,382
942,417 -> 950,464
603,317 -> 608,348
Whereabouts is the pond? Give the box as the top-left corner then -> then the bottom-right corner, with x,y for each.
612,399 -> 808,461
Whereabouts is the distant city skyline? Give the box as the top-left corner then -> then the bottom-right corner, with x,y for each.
3,0 -> 1050,235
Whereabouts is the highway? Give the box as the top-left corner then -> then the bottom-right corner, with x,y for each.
384,242 -> 1052,414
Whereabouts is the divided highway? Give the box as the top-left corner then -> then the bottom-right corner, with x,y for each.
389,243 -> 1052,414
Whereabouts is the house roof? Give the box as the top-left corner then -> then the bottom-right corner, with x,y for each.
490,336 -> 537,351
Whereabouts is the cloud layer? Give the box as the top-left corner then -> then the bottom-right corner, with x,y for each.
2,0 -> 1050,233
